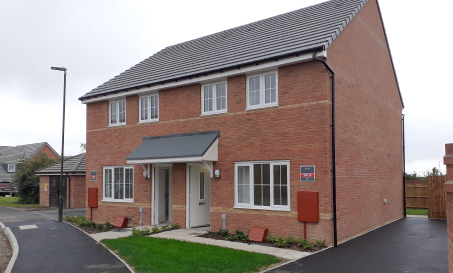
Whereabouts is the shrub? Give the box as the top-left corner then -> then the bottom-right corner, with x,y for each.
314,239 -> 326,247
133,227 -> 151,236
217,229 -> 229,237
160,225 -> 169,231
152,227 -> 160,233
171,223 -> 180,229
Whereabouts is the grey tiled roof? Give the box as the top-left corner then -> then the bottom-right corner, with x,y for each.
0,142 -> 55,182
35,153 -> 86,175
126,131 -> 220,161
79,0 -> 367,101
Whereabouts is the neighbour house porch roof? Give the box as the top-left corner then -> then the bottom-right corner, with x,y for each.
126,131 -> 220,165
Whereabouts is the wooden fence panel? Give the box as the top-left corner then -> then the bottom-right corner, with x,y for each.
405,180 -> 428,209
428,175 -> 447,219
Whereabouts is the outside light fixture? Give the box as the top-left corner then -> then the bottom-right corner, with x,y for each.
143,170 -> 149,179
215,169 -> 221,179
51,66 -> 67,222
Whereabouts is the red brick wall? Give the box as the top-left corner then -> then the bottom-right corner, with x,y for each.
39,176 -> 50,207
31,145 -> 60,161
326,0 -> 404,243
68,175 -> 86,208
444,143 -> 453,273
83,0 -> 403,244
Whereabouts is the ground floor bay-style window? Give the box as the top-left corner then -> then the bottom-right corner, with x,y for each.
103,166 -> 134,202
234,160 -> 290,210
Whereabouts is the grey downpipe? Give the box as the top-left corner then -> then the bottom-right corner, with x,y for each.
402,114 -> 406,217
312,53 -> 337,247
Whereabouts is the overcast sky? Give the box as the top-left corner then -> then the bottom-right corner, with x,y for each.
1,0 -> 451,175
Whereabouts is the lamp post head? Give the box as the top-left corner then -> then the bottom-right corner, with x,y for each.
51,66 -> 67,73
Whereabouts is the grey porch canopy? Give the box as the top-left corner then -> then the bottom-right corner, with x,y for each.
126,130 -> 220,164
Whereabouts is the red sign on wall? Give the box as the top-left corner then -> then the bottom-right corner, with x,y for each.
300,166 -> 315,182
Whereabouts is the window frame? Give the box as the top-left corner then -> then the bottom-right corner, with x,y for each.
109,99 -> 126,126
103,166 -> 134,202
234,160 -> 290,211
7,164 -> 15,172
246,71 -> 278,110
201,81 -> 227,115
139,92 -> 159,123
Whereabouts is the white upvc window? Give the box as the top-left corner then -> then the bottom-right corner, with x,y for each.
246,71 -> 278,110
235,160 -> 290,211
7,164 -> 15,172
201,82 -> 227,115
109,99 -> 126,126
103,166 -> 134,202
139,93 -> 159,123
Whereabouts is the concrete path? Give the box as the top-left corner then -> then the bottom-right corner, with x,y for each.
266,217 -> 447,273
0,207 -> 131,273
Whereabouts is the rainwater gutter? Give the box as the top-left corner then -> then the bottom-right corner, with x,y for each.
312,52 -> 337,247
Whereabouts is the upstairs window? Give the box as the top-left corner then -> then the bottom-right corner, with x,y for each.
247,71 -> 278,109
139,93 -> 159,122
7,164 -> 15,172
201,82 -> 227,115
110,99 -> 126,126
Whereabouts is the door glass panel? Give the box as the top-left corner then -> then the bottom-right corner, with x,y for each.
199,172 -> 205,200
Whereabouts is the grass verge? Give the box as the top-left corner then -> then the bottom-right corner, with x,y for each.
102,236 -> 281,273
0,197 -> 39,208
406,208 -> 428,215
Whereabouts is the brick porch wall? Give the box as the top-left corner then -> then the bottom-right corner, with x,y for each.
444,143 -> 453,273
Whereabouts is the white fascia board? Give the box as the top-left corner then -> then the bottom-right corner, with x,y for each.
81,50 -> 327,104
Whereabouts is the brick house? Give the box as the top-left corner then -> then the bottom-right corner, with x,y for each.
35,153 -> 86,208
0,142 -> 60,195
79,0 -> 404,245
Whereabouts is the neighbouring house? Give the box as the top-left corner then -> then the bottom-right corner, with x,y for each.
0,142 -> 60,195
35,153 -> 86,208
79,0 -> 404,245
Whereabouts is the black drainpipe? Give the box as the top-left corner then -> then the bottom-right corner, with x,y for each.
312,52 -> 337,247
402,114 -> 406,217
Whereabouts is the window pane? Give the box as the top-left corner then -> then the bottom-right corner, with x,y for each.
114,168 -> 124,199
110,102 -> 117,124
140,97 -> 148,120
125,168 -> 133,199
119,101 -> 126,123
265,73 -> 276,104
249,76 -> 260,106
254,164 -> 270,206
237,166 -> 250,204
204,86 -> 213,112
104,169 -> 112,198
150,95 -> 159,119
199,172 -> 205,200
216,83 -> 226,111
273,165 -> 288,206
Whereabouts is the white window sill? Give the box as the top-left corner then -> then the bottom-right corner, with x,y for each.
234,205 -> 290,211
138,119 -> 159,124
101,199 -> 134,203
109,123 -> 126,128
246,104 -> 278,111
201,111 -> 227,116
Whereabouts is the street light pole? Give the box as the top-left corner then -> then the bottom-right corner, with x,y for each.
51,66 -> 67,222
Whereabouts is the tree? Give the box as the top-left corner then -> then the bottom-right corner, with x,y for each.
424,167 -> 443,177
13,152 -> 59,204
405,171 -> 420,180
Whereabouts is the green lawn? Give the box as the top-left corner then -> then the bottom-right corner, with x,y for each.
406,208 -> 428,215
102,236 -> 282,273
0,197 -> 39,208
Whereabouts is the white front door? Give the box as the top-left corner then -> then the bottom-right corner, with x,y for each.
188,164 -> 211,228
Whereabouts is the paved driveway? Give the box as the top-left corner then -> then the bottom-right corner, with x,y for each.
268,217 -> 447,273
0,207 -> 131,273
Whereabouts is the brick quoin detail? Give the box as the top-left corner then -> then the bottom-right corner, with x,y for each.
444,143 -> 453,273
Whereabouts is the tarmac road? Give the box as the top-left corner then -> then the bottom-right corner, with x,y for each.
0,206 -> 131,273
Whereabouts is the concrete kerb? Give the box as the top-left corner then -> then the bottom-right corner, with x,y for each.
0,220 -> 19,273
